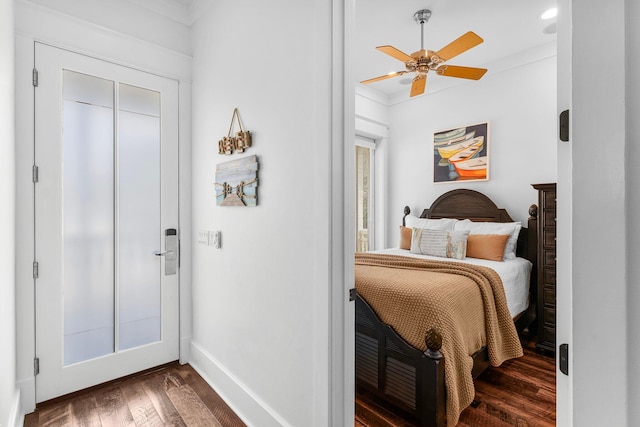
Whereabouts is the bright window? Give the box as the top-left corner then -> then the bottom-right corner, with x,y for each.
355,136 -> 375,252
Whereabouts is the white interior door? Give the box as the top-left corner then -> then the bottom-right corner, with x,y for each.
34,42 -> 180,403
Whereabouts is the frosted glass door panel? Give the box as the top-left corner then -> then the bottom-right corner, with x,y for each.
118,83 -> 162,351
62,71 -> 115,366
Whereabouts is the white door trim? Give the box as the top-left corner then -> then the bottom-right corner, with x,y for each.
33,42 -> 180,403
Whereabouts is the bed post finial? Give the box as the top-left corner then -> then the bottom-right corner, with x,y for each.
529,204 -> 538,220
425,328 -> 443,353
423,328 -> 446,425
403,206 -> 411,227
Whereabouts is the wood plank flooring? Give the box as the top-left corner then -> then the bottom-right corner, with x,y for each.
23,362 -> 246,427
355,340 -> 556,426
23,340 -> 553,427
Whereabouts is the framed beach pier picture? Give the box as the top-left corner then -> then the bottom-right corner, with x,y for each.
214,155 -> 259,206
433,122 -> 489,183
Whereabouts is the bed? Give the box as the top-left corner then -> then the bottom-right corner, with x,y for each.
354,189 -> 538,427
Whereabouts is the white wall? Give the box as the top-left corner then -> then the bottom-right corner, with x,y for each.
23,0 -> 192,55
189,1 -> 338,425
568,0 -> 628,425
385,52 -> 557,242
14,0 -> 193,413
627,0 -> 640,419
0,0 -> 19,425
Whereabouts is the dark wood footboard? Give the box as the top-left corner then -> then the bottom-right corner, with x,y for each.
355,294 -> 446,427
354,189 -> 539,426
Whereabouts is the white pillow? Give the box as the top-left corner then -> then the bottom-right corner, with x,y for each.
405,215 -> 458,231
454,219 -> 522,260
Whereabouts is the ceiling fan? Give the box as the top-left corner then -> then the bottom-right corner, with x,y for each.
361,9 -> 488,97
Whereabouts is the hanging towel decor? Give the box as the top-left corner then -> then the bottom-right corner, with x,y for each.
218,108 -> 252,155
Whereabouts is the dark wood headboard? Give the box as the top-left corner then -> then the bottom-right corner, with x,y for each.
402,189 -> 538,265
401,188 -> 539,330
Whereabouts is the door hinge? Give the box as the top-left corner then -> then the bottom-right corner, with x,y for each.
34,357 -> 40,376
559,343 -> 569,375
349,288 -> 356,302
33,261 -> 39,279
32,68 -> 38,87
559,109 -> 569,142
32,165 -> 39,183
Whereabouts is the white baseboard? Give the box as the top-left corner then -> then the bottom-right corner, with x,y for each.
189,341 -> 289,427
15,377 -> 34,417
8,389 -> 21,427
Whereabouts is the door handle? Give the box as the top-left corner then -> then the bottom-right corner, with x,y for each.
157,229 -> 178,275
153,250 -> 174,256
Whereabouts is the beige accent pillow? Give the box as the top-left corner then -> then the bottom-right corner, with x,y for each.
466,234 -> 510,261
399,226 -> 412,250
446,230 -> 470,260
410,228 -> 449,257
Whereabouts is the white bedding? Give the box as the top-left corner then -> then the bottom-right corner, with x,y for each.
370,248 -> 532,318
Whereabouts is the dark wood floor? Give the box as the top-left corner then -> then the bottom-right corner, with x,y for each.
355,340 -> 556,426
23,340 -> 554,427
24,362 -> 246,427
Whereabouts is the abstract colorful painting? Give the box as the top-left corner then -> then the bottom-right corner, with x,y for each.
433,122 -> 489,183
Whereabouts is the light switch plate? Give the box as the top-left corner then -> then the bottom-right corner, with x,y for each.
197,230 -> 209,245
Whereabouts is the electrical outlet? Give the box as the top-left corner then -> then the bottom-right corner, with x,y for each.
197,230 -> 209,245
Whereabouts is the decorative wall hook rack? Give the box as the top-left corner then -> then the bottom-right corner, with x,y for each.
218,108 -> 252,155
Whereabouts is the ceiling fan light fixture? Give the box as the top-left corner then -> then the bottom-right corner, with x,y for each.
539,7 -> 558,20
360,10 -> 487,98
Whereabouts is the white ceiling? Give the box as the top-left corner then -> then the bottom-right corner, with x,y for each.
355,0 -> 557,100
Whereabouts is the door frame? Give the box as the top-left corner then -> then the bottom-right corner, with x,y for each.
14,13 -> 193,412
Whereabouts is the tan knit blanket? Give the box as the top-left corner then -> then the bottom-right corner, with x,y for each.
355,253 -> 523,426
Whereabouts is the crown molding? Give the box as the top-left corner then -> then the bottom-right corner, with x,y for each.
126,0 -> 192,25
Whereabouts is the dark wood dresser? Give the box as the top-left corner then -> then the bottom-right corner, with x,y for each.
533,183 -> 557,355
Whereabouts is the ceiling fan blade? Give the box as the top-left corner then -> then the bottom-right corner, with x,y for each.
360,71 -> 407,84
410,75 -> 427,97
434,31 -> 484,62
376,45 -> 415,63
436,65 -> 487,80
